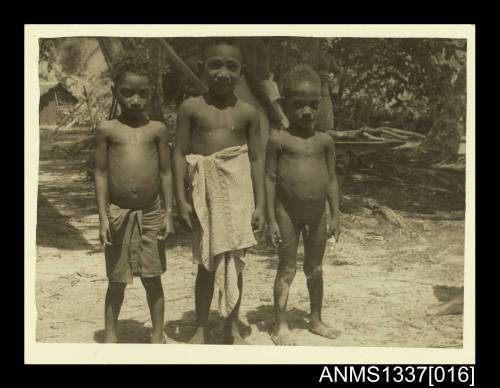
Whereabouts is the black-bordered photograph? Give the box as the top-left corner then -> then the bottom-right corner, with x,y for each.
25,24 -> 475,365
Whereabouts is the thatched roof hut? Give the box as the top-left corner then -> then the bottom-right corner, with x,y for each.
39,81 -> 78,126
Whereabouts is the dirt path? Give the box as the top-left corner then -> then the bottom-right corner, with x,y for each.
35,130 -> 465,347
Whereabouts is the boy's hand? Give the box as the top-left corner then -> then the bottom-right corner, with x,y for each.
279,117 -> 290,131
268,221 -> 282,247
328,216 -> 341,242
99,219 -> 112,247
178,201 -> 193,230
251,207 -> 266,234
158,216 -> 175,241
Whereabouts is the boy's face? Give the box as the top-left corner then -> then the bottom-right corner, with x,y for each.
114,72 -> 151,118
202,44 -> 243,95
284,81 -> 321,131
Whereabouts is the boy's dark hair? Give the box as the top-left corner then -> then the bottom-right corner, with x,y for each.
112,49 -> 152,85
201,37 -> 243,61
282,64 -> 321,99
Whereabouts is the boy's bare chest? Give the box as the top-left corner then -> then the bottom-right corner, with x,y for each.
110,128 -> 157,149
191,106 -> 247,134
282,137 -> 325,159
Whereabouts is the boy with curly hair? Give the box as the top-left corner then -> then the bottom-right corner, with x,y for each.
94,50 -> 174,343
265,65 -> 341,346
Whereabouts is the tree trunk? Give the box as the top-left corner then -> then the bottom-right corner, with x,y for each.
97,38 -> 123,69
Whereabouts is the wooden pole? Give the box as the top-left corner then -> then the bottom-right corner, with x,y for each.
160,38 -> 208,95
53,89 -> 59,124
97,38 -> 114,71
83,85 -> 95,131
108,89 -> 118,120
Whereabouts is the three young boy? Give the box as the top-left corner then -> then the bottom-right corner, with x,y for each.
95,39 -> 340,345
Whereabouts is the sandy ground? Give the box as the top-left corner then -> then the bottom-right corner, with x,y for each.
34,129 -> 465,347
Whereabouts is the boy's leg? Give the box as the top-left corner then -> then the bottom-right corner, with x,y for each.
303,210 -> 339,340
141,276 -> 165,343
224,268 -> 248,345
272,201 -> 300,346
104,281 -> 127,343
188,264 -> 215,344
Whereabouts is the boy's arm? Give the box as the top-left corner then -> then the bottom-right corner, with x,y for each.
246,106 -> 266,233
94,122 -> 111,246
244,68 -> 281,127
265,134 -> 281,247
241,38 -> 281,127
325,134 -> 341,241
173,101 -> 193,229
157,122 -> 175,240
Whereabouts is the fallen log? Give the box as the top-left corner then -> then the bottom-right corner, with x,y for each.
329,127 -> 422,142
327,127 -> 390,140
362,132 -> 392,141
379,126 -> 426,140
326,129 -> 365,140
379,128 -> 412,141
398,210 -> 465,221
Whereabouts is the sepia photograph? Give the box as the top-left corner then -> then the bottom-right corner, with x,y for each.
25,24 -> 475,364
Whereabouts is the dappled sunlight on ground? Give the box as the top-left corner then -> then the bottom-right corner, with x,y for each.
34,129 -> 465,348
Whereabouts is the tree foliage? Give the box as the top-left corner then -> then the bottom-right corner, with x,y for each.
324,38 -> 466,135
39,37 -> 467,156
266,37 -> 466,134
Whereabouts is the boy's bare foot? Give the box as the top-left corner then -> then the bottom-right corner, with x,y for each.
150,332 -> 167,344
104,332 -> 118,343
187,327 -> 206,344
271,325 -> 296,346
308,321 -> 340,340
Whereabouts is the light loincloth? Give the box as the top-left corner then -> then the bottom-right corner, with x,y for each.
105,196 -> 166,284
186,144 -> 257,317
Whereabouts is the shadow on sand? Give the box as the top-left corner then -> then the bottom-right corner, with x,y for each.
36,191 -> 94,251
425,285 -> 464,316
246,305 -> 309,334
165,310 -> 252,344
94,319 -> 151,343
433,285 -> 464,303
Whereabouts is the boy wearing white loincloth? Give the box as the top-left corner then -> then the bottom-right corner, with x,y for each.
173,38 -> 266,344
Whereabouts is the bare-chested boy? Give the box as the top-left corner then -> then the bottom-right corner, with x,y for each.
265,65 -> 341,346
174,38 -> 265,344
94,52 -> 174,344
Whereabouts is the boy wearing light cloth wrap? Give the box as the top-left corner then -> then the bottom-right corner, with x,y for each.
174,38 -> 265,344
